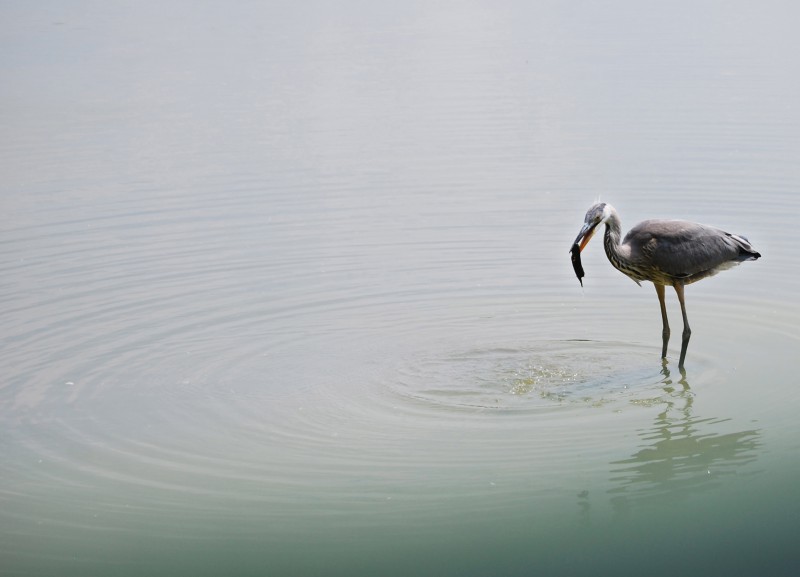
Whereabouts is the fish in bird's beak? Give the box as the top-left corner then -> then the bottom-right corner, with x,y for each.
569,222 -> 598,286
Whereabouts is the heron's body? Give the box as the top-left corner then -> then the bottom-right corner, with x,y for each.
573,203 -> 760,368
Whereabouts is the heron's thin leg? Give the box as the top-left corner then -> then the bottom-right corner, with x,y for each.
655,283 -> 670,359
673,282 -> 691,368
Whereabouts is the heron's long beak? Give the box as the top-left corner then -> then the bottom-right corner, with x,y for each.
573,222 -> 598,252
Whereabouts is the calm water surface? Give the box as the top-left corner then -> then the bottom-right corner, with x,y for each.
2,1 -> 799,575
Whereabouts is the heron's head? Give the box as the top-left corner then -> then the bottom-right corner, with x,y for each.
572,202 -> 613,252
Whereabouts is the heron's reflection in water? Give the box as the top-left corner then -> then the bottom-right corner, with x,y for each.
606,362 -> 761,517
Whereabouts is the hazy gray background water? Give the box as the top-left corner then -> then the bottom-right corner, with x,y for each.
2,1 -> 799,575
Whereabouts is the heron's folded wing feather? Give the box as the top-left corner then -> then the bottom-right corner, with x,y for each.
624,220 -> 744,278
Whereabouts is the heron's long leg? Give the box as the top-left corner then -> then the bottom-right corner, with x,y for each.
673,282 -> 691,368
655,283 -> 670,359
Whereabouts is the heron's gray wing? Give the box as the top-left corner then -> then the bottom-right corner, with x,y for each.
623,220 -> 750,281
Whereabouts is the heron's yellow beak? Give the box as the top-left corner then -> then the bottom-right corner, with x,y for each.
573,222 -> 597,252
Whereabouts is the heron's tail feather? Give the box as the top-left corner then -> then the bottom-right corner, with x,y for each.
728,233 -> 761,260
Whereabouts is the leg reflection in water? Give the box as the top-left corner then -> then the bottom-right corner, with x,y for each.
605,361 -> 760,516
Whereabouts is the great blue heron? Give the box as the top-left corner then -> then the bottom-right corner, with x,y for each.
571,202 -> 761,368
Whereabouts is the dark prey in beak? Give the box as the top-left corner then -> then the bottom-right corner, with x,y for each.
570,220 -> 597,287
570,243 -> 584,286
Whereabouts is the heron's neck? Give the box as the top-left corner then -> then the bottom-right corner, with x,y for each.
602,211 -> 628,271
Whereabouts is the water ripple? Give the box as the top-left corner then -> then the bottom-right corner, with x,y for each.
388,340 -> 706,413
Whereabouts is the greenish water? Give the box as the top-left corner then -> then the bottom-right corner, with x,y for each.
2,1 -> 799,575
